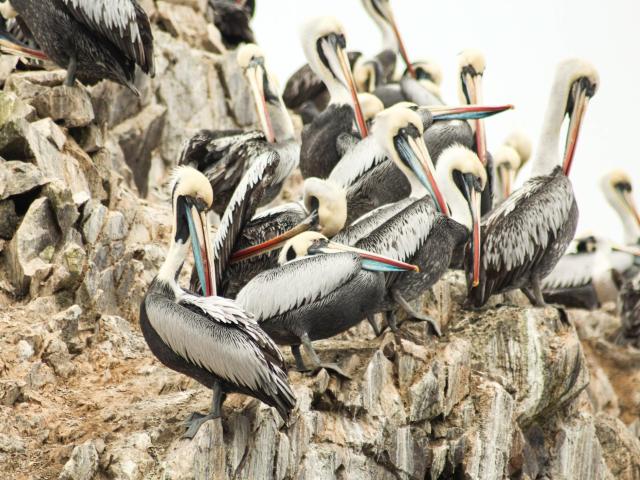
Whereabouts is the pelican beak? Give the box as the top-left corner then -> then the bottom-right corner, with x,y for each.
244,58 -> 276,143
498,164 -> 515,199
396,132 -> 450,215
460,71 -> 487,166
311,241 -> 420,272
429,104 -> 513,122
230,212 -> 319,263
622,190 -> 640,228
563,78 -> 596,176
185,203 -> 216,296
611,243 -> 640,257
382,6 -> 415,78
322,34 -> 368,137
459,173 -> 483,287
0,36 -> 48,62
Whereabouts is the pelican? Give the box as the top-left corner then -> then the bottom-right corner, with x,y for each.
340,145 -> 484,335
140,167 -> 295,439
493,130 -> 533,202
0,0 -> 154,93
542,235 -> 640,309
466,59 -> 599,308
616,272 -> 640,347
298,17 -> 369,179
601,170 -> 640,245
373,59 -> 445,108
215,176 -> 348,297
208,0 -> 255,48
179,43 -> 298,216
236,231 -> 418,376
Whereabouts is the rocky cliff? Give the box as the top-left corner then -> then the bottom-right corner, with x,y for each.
0,2 -> 639,479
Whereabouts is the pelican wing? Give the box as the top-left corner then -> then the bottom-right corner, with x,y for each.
145,291 -> 294,414
328,138 -> 387,189
542,252 -> 595,290
214,149 -> 279,286
282,63 -> 326,110
236,253 -> 360,322
62,0 -> 155,75
479,168 -> 575,295
334,198 -> 415,246
355,197 -> 437,263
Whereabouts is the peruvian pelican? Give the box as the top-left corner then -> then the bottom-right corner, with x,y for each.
466,59 -> 599,308
0,0 -> 154,93
338,145 -> 484,335
493,130 -> 533,203
140,167 -> 295,439
298,17 -> 369,179
601,170 -> 640,245
373,60 -> 445,108
179,43 -> 298,216
208,0 -> 255,48
542,235 -> 640,309
236,231 -> 419,377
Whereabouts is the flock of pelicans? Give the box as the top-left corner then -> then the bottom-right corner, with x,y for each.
1,0 -> 639,439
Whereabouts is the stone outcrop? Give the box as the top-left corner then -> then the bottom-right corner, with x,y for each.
0,1 -> 639,479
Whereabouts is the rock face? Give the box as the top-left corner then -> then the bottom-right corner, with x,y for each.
0,2 -> 639,480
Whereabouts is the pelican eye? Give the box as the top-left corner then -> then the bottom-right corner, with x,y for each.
614,181 -> 632,193
286,247 -> 296,262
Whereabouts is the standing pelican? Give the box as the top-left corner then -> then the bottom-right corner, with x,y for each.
179,43 -> 298,216
236,232 -> 418,376
493,130 -> 533,202
298,17 -> 369,179
601,170 -> 640,245
1,0 -> 154,93
466,59 -> 599,307
343,146 -> 484,335
140,167 -> 295,438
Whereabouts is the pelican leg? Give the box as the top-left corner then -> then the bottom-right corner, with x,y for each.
522,277 -> 547,307
300,332 -> 350,379
65,55 -> 77,87
291,344 -> 309,372
367,314 -> 383,337
385,310 -> 399,333
183,381 -> 224,439
392,290 -> 442,337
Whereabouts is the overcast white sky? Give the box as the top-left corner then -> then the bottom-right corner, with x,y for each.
252,0 -> 640,243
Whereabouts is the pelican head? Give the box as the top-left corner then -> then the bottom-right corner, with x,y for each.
161,167 -> 215,295
406,59 -> 443,97
601,170 -> 640,244
360,0 -> 415,77
357,93 -> 385,124
237,44 -> 294,143
436,145 -> 486,287
504,130 -> 532,169
493,145 -> 520,200
0,1 -> 17,19
457,49 -> 488,165
372,105 -> 449,214
353,57 -> 383,93
557,59 -> 599,175
301,16 -> 368,137
278,231 -> 419,272
230,178 -> 347,262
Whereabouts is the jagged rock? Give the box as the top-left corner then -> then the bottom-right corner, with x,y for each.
595,413 -> 640,479
0,380 -> 25,406
42,180 -> 80,233
0,199 -> 19,239
105,432 -> 154,480
0,433 -> 25,453
5,197 -> 60,295
43,338 -> 75,379
112,104 -> 167,196
157,1 -> 221,53
58,441 -> 99,480
98,315 -> 145,360
32,118 -> 68,150
30,85 -> 95,128
0,160 -> 46,200
218,49 -> 258,128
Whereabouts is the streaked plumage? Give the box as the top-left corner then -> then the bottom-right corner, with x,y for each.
615,273 -> 640,347
6,0 -> 154,92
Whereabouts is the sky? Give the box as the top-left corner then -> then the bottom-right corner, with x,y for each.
252,0 -> 640,243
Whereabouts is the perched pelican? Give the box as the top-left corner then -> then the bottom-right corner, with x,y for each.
298,17 -> 369,179
217,177 -> 348,297
236,231 -> 418,376
493,130 -> 533,203
542,235 -> 640,309
140,167 -> 295,439
1,0 -> 154,93
360,0 -> 415,82
208,0 -> 255,48
342,146 -> 484,335
615,272 -> 640,347
179,44 -> 298,216
466,59 -> 599,307
373,60 -> 445,108
601,170 -> 640,245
